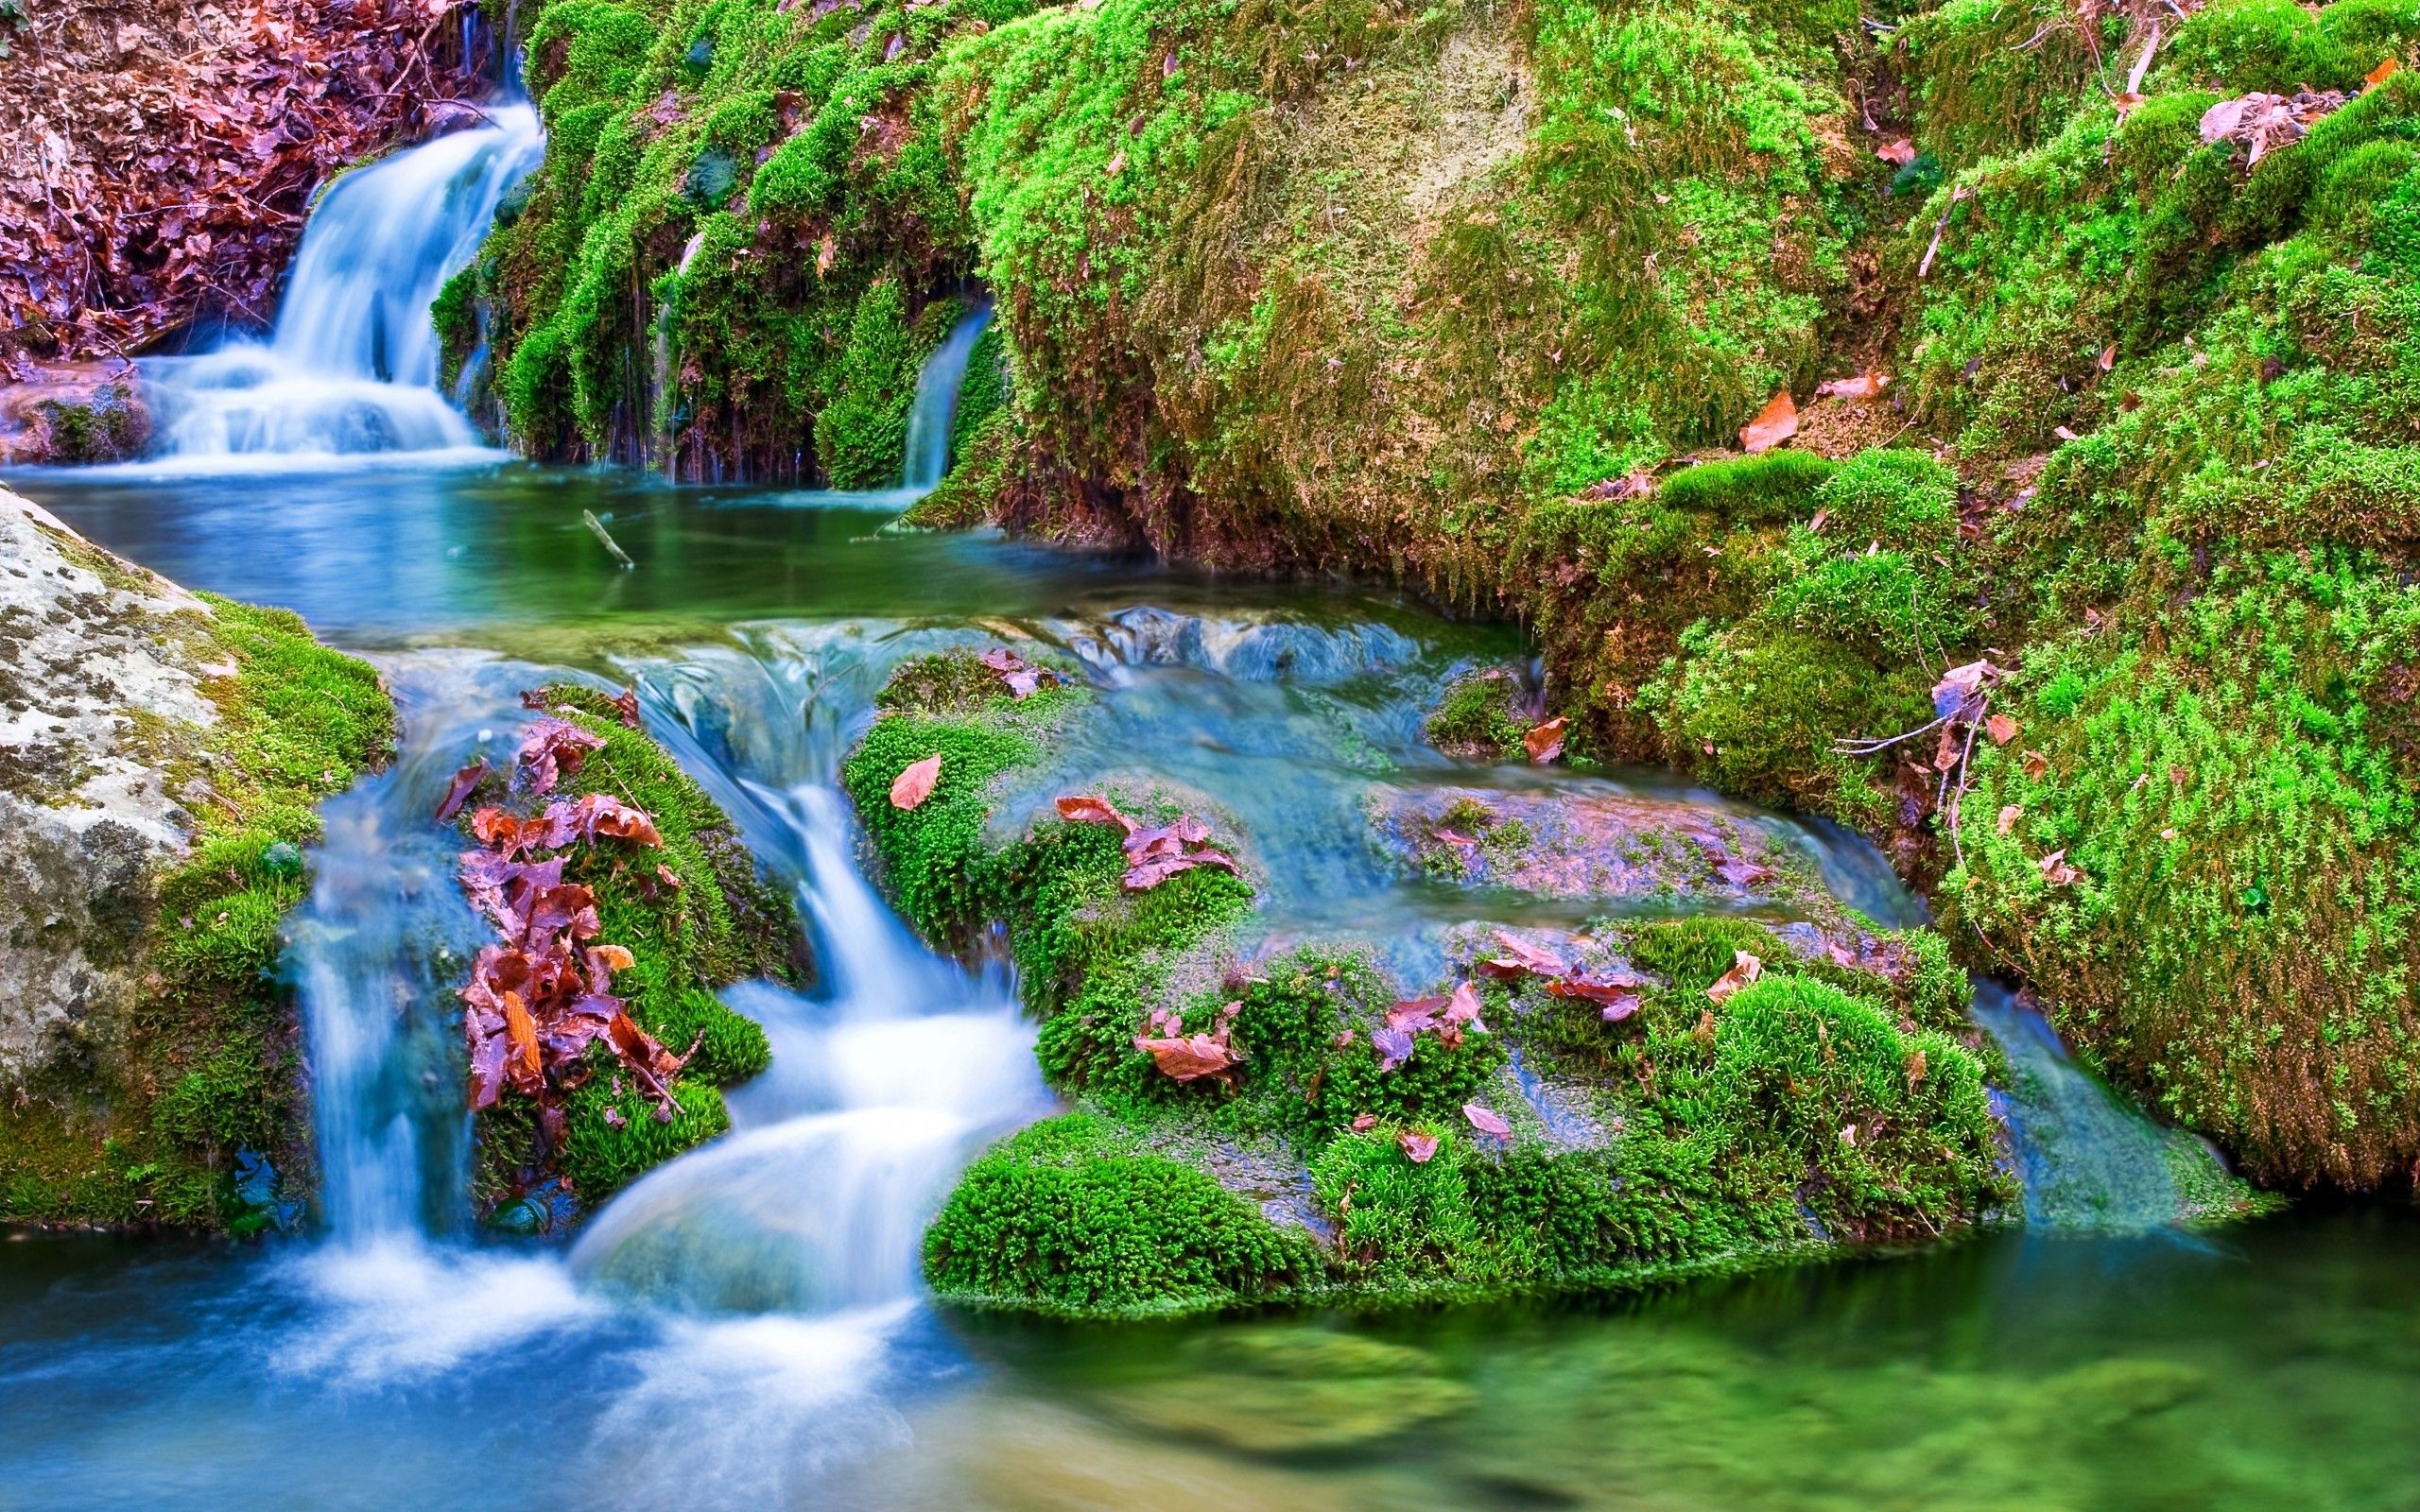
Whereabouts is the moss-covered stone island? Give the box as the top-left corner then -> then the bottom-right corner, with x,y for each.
443,0 -> 2420,1211
840,647 -> 2024,1316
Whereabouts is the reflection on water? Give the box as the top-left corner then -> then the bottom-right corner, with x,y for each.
8,1212 -> 2420,1510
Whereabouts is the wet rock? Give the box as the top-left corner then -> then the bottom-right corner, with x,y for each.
1103,1326 -> 1478,1453
1371,782 -> 1798,904
0,362 -> 150,464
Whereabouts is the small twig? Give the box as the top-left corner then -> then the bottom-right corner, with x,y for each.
1917,186 -> 1974,279
583,509 -> 637,570
1835,711 -> 1953,756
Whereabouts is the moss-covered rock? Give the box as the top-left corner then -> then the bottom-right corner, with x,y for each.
459,682 -> 806,1225
0,489 -> 394,1230
844,649 -> 2014,1319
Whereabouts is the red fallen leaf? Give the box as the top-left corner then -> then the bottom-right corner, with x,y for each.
1399,1131 -> 1440,1163
1463,1102 -> 1512,1138
1984,713 -> 2019,746
1740,390 -> 1798,454
1443,979 -> 1487,1032
1546,972 -> 1646,1022
1132,1031 -> 1242,1082
1057,794 -> 1138,833
890,753 -> 942,810
1814,369 -> 1891,401
435,758 -> 488,822
1387,994 -> 1450,1032
1597,993 -> 1643,1023
1352,1112 -> 1378,1132
2369,56 -> 2401,88
1525,716 -> 1569,764
468,1029 -> 509,1109
1876,138 -> 1916,166
1480,929 -> 1567,980
612,688 -> 644,729
517,719 -> 607,797
1372,1025 -> 1417,1073
1434,828 -> 1479,848
1713,856 -> 1772,888
549,792 -> 665,848
1705,950 -> 1764,1005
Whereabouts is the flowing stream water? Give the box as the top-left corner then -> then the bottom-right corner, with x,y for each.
6,123 -> 2420,1511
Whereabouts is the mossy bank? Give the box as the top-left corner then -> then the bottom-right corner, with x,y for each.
0,490 -> 394,1232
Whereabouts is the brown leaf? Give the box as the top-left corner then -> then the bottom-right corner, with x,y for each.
1525,716 -> 1569,764
1996,803 -> 2022,836
1479,929 -> 1566,980
1739,389 -> 1798,454
1814,369 -> 1891,401
1398,1131 -> 1440,1163
2021,749 -> 2050,782
1463,1102 -> 1511,1138
502,991 -> 543,1094
1984,713 -> 2019,746
1875,138 -> 1916,166
612,688 -> 644,729
2369,56 -> 2402,88
1705,950 -> 1764,1005
1056,794 -> 1138,833
1931,659 -> 2001,722
2037,849 -> 2083,886
1905,1048 -> 1927,1089
2095,343 -> 2117,372
890,753 -> 942,810
436,758 -> 488,822
1351,1112 -> 1378,1133
1133,1032 -> 1240,1082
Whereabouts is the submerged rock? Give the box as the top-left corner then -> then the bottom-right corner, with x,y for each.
1372,782 -> 1805,907
0,363 -> 149,464
0,486 -> 395,1228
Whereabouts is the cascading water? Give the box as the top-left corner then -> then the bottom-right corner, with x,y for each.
570,631 -> 1046,1313
138,107 -> 544,464
900,301 -> 993,493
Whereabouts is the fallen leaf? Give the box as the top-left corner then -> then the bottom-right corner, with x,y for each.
2096,343 -> 2117,372
1463,1102 -> 1512,1138
1133,1032 -> 1240,1082
1996,803 -> 2022,836
1876,138 -> 1916,166
1057,794 -> 1138,833
1525,716 -> 1569,764
2021,749 -> 2050,782
1814,369 -> 1891,401
1905,1048 -> 1927,1089
516,719 -> 607,797
1984,713 -> 2019,745
2369,56 -> 2401,88
612,688 -> 644,729
1479,929 -> 1567,980
890,754 -> 942,810
1931,660 -> 2001,722
1705,950 -> 1764,1005
2037,849 -> 2083,885
1372,1025 -> 1416,1073
1399,1131 -> 1440,1163
436,758 -> 488,822
1739,389 -> 1798,454
1351,1112 -> 1378,1132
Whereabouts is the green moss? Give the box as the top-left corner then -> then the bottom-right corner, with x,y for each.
1424,669 -> 1529,759
36,387 -> 145,463
925,1113 -> 1317,1316
1,596 -> 395,1231
1656,451 -> 1838,524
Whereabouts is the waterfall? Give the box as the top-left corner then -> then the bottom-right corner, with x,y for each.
1971,982 -> 2186,1229
287,655 -> 527,1239
139,107 -> 544,465
899,301 -> 993,492
570,630 -> 1046,1312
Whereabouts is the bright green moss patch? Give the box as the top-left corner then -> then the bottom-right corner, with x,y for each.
0,596 -> 394,1231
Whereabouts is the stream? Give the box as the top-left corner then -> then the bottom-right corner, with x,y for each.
7,472 -> 2420,1510
7,113 -> 2420,1512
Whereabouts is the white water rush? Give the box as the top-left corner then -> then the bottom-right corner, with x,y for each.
138,107 -> 544,467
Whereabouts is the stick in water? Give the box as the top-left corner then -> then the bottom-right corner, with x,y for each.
583,509 -> 636,571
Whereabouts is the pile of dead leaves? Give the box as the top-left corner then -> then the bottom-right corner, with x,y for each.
449,712 -> 692,1146
977,645 -> 1059,699
1,0 -> 485,367
2198,89 -> 2346,168
1055,794 -> 1242,890
1478,930 -> 1648,1022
